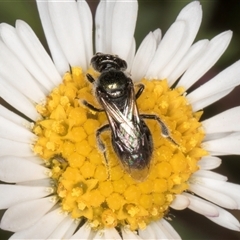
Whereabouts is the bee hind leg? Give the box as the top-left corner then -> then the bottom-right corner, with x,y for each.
141,114 -> 178,146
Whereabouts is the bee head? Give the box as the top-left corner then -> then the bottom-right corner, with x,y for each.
91,53 -> 127,72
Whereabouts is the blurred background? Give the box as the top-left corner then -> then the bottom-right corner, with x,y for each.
0,0 -> 240,239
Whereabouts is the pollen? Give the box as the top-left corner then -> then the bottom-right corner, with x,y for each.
33,67 -> 207,231
102,209 -> 118,228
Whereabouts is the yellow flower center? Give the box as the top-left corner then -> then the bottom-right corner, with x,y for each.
33,67 -> 207,230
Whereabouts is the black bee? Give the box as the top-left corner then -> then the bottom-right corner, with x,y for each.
83,53 -> 177,181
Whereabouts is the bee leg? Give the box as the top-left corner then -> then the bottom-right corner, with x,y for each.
141,114 -> 178,146
96,124 -> 110,152
86,73 -> 95,83
96,124 -> 111,178
82,100 -> 104,112
135,84 -> 145,100
54,155 -> 67,164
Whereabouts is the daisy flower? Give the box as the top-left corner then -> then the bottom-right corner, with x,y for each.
0,0 -> 240,239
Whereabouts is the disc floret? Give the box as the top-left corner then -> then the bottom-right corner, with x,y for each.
33,67 -> 207,230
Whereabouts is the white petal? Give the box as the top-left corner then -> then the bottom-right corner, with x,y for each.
95,0 -> 108,53
16,20 -> 62,85
36,0 -> 69,75
93,230 -> 105,240
96,0 -> 118,54
0,138 -> 33,157
48,0 -> 87,70
103,227 -> 122,240
156,219 -> 181,239
183,192 -> 219,217
187,59 -> 240,111
195,88 -> 233,112
170,194 -> 190,210
93,228 -> 122,240
131,32 -> 157,82
176,1 -> 201,29
0,196 -> 57,232
0,156 -> 48,183
159,1 -> 202,80
202,133 -> 240,155
189,182 -> 238,209
152,28 -> 162,45
0,184 -> 52,209
198,156 -> 222,170
77,0 -> 93,65
63,220 -> 79,239
48,216 -> 74,239
149,221 -> 168,239
0,104 -> 31,127
138,222 -> 157,239
0,116 -> 35,143
0,40 -> 46,102
168,39 -> 208,86
126,38 -> 136,72
9,208 -> 68,239
192,169 -> 227,181
16,178 -> 51,187
146,21 -> 186,79
0,79 -> 40,121
139,221 -> 176,239
24,156 -> 45,165
191,177 -> 240,209
111,0 -> 138,60
70,222 -> 93,239
121,227 -> 142,239
177,30 -> 232,90
206,205 -> 240,231
0,23 -> 55,92
191,88 -> 233,112
204,132 -> 230,142
202,107 -> 240,134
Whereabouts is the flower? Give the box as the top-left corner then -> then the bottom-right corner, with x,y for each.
0,0 -> 240,239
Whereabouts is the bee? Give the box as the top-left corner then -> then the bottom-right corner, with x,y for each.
83,53 -> 177,181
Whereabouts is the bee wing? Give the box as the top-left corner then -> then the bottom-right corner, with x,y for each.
100,97 -> 129,124
123,85 -> 141,123
101,96 -> 141,142
100,87 -> 140,125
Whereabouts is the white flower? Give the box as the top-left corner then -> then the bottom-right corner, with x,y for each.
0,1 -> 240,239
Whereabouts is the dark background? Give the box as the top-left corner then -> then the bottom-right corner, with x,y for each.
0,0 -> 240,239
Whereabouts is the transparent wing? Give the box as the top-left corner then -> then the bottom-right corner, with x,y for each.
99,87 -> 140,126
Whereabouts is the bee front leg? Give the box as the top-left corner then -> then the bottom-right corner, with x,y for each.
86,73 -> 95,83
135,83 -> 145,100
141,114 -> 178,146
